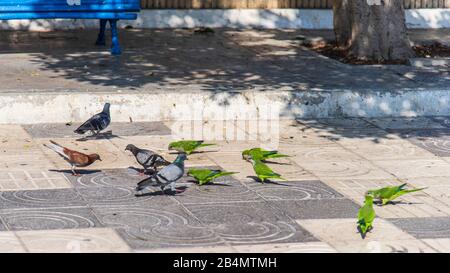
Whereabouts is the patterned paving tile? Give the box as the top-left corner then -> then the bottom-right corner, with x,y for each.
137,245 -> 236,253
0,125 -> 33,140
207,152 -> 263,181
299,118 -> 378,130
0,231 -> 26,252
291,146 -> 362,162
140,242 -> 338,253
299,160 -> 394,180
373,159 -> 450,178
184,201 -> 317,245
270,199 -> 360,220
296,218 -> 433,253
76,186 -> 156,207
0,208 -> 102,231
4,118 -> 450,252
246,180 -> 344,201
165,120 -> 250,144
173,175 -> 262,205
108,135 -> 173,154
405,130 -> 450,157
38,138 -> 131,170
63,168 -> 143,188
339,139 -> 435,160
0,141 -> 57,170
0,217 -> 7,231
232,242 -> 337,253
0,170 -> 71,191
0,188 -> 86,209
16,228 -> 131,253
389,217 -> 450,239
93,204 -> 222,249
334,239 -> 436,253
22,122 -> 171,138
365,117 -> 446,131
321,178 -> 450,218
422,238 -> 450,252
268,161 -> 319,181
297,218 -> 415,242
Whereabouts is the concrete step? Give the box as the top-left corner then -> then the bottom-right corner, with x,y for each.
1,88 -> 449,124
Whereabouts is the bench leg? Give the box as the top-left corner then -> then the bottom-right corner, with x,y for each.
95,19 -> 107,46
109,19 -> 122,55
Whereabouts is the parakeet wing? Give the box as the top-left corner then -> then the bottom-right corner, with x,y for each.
254,161 -> 278,176
188,169 -> 214,181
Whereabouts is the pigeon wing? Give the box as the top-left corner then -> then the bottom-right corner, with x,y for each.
156,164 -> 183,184
74,112 -> 110,134
136,150 -> 152,166
136,176 -> 159,191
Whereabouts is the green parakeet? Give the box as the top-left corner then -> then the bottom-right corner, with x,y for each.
357,195 -> 376,237
187,169 -> 238,185
242,148 -> 290,162
367,183 -> 427,205
249,158 -> 285,182
168,140 -> 215,155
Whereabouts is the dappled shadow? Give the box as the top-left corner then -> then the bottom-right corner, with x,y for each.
1,25 -> 449,95
0,13 -> 449,141
291,116 -> 450,145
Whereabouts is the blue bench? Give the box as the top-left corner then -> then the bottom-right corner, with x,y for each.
0,0 -> 141,55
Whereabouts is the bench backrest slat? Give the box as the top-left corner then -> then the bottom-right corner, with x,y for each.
0,0 -> 140,12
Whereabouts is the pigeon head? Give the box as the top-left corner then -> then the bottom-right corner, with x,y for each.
102,103 -> 111,113
125,144 -> 137,152
89,154 -> 102,162
176,153 -> 188,162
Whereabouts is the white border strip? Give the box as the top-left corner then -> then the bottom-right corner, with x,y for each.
1,9 -> 449,30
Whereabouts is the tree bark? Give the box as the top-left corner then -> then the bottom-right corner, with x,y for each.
333,0 -> 413,61
332,0 -> 352,48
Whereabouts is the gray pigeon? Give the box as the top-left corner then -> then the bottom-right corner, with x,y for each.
74,103 -> 111,136
136,153 -> 187,194
125,144 -> 170,173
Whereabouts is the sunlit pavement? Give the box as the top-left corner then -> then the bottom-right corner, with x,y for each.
1,117 -> 450,252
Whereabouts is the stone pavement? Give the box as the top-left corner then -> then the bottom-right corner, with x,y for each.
1,117 -> 450,253
1,28 -> 450,123
0,28 -> 449,94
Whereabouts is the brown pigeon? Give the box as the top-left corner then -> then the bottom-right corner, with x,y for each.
44,140 -> 101,176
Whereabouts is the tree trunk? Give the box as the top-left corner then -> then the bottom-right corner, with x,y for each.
333,0 -> 413,61
332,0 -> 352,48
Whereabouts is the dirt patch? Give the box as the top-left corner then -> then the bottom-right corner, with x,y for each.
304,41 -> 450,65
413,42 -> 450,58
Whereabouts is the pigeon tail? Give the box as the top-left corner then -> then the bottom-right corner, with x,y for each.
136,176 -> 158,191
44,141 -> 67,159
74,127 -> 87,134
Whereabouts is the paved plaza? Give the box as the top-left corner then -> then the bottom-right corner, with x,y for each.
1,117 -> 450,252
